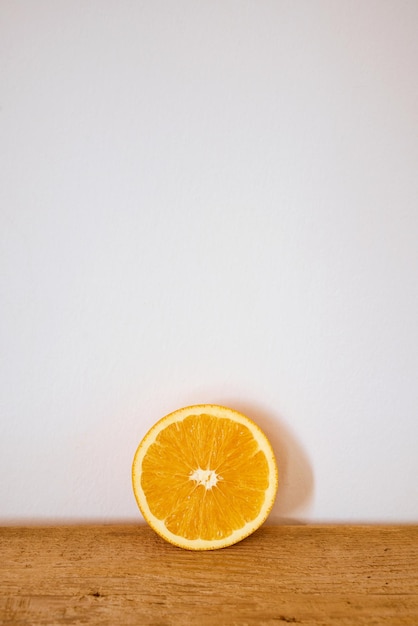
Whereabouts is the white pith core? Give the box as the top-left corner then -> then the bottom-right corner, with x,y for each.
189,467 -> 220,490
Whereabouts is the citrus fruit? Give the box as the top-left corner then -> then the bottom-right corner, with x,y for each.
132,404 -> 278,550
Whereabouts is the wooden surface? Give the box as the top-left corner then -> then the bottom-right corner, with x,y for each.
1,525 -> 417,625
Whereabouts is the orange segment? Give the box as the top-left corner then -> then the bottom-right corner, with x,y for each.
132,405 -> 278,550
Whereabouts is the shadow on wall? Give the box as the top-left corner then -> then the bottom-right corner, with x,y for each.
223,400 -> 314,524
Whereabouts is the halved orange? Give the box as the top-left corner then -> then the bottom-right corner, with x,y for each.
132,404 -> 278,550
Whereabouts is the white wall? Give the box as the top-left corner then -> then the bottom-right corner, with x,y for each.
1,1 -> 418,524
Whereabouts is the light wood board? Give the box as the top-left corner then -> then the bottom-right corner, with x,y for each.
1,525 -> 417,625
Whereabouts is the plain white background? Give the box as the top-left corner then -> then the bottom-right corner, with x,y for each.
1,1 -> 418,524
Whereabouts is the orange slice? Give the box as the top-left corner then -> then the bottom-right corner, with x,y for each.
132,404 -> 278,550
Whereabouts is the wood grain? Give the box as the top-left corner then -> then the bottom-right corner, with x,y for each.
1,525 -> 417,625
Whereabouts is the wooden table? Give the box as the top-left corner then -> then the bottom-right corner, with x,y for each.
1,525 -> 417,625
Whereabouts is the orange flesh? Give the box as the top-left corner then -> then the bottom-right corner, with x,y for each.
140,414 -> 269,541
